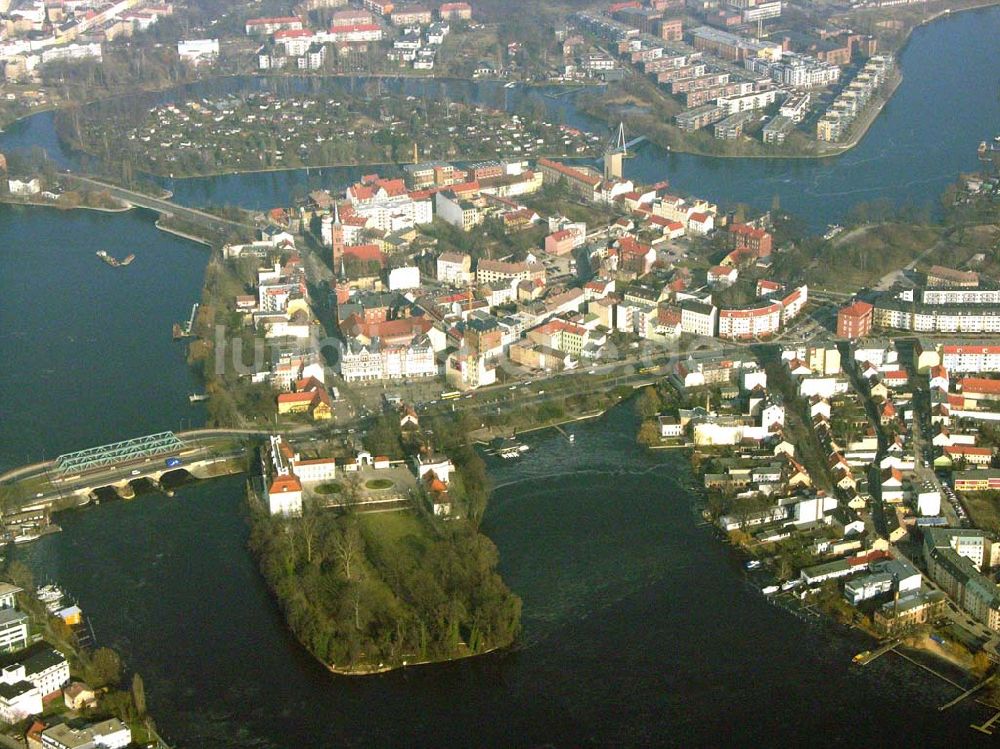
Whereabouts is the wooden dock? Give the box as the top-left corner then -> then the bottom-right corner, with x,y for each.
552,425 -> 574,443
854,639 -> 899,666
939,674 -> 995,711
972,709 -> 1000,735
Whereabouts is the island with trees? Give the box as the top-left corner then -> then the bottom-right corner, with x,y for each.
246,413 -> 522,675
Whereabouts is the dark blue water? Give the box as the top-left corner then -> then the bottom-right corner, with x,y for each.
0,205 -> 208,470
18,407 -> 991,747
2,7 -> 997,228
3,9 -> 1000,746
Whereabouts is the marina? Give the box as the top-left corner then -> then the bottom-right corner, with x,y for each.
485,438 -> 531,460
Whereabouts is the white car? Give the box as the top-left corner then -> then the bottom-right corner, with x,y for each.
130,469 -> 141,476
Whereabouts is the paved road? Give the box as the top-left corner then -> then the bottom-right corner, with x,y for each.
65,174 -> 254,233
25,447 -> 249,508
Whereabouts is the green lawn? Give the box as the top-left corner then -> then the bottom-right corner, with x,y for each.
314,482 -> 343,495
365,478 -> 394,490
359,510 -> 431,557
962,492 -> 1000,535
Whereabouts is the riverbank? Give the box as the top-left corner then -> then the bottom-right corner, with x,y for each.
246,476 -> 522,678
470,408 -> 609,443
581,0 -> 999,161
0,193 -> 130,213
153,219 -> 214,247
327,643 -> 505,676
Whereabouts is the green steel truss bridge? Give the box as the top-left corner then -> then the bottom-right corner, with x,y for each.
55,432 -> 188,474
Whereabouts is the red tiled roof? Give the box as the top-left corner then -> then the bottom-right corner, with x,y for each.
278,391 -> 316,404
343,244 -> 385,264
269,475 -> 302,493
538,158 -> 601,187
840,300 -> 874,317
616,236 -> 652,256
942,345 -> 1000,355
960,378 -> 1000,395
945,445 -> 993,456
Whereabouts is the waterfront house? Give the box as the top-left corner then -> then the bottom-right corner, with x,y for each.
875,589 -> 947,635
0,609 -> 28,653
267,475 -> 303,516
658,415 -> 682,438
414,452 -> 455,484
0,679 -> 40,724
62,681 -> 97,711
40,718 -> 131,749
7,178 -> 40,196
0,584 -> 20,611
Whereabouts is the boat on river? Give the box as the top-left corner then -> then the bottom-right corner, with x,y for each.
96,250 -> 135,267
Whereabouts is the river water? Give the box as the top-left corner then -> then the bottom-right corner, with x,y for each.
17,407 -> 989,747
2,7 -> 1000,746
0,206 -> 208,470
2,7 -> 998,229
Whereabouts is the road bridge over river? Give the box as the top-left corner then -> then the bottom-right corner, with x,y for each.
0,429 -> 272,512
64,173 -> 256,236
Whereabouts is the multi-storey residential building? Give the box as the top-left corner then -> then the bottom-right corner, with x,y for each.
402,160 -> 461,189
339,336 -> 436,381
873,298 -> 1000,334
526,319 -> 587,356
940,345 -> 1000,373
19,647 -> 70,698
537,158 -> 601,202
475,259 -> 545,287
445,350 -> 496,390
362,0 -> 394,16
435,189 -> 482,230
328,22 -> 383,42
762,115 -> 794,144
741,0 -> 781,22
927,546 -> 1000,630
718,302 -> 782,340
689,26 -> 782,62
927,265 -> 979,288
436,252 -> 472,286
438,2 -> 472,20
921,285 -> 1000,305
680,300 -> 718,337
391,5 -> 431,25
657,16 -> 682,40
837,300 -> 874,339
729,223 -> 773,257
779,285 -> 807,323
245,16 -> 303,35
346,176 -> 432,231
779,92 -> 811,122
717,90 -> 777,115
0,609 -> 28,653
675,104 -> 725,131
748,54 -> 839,88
